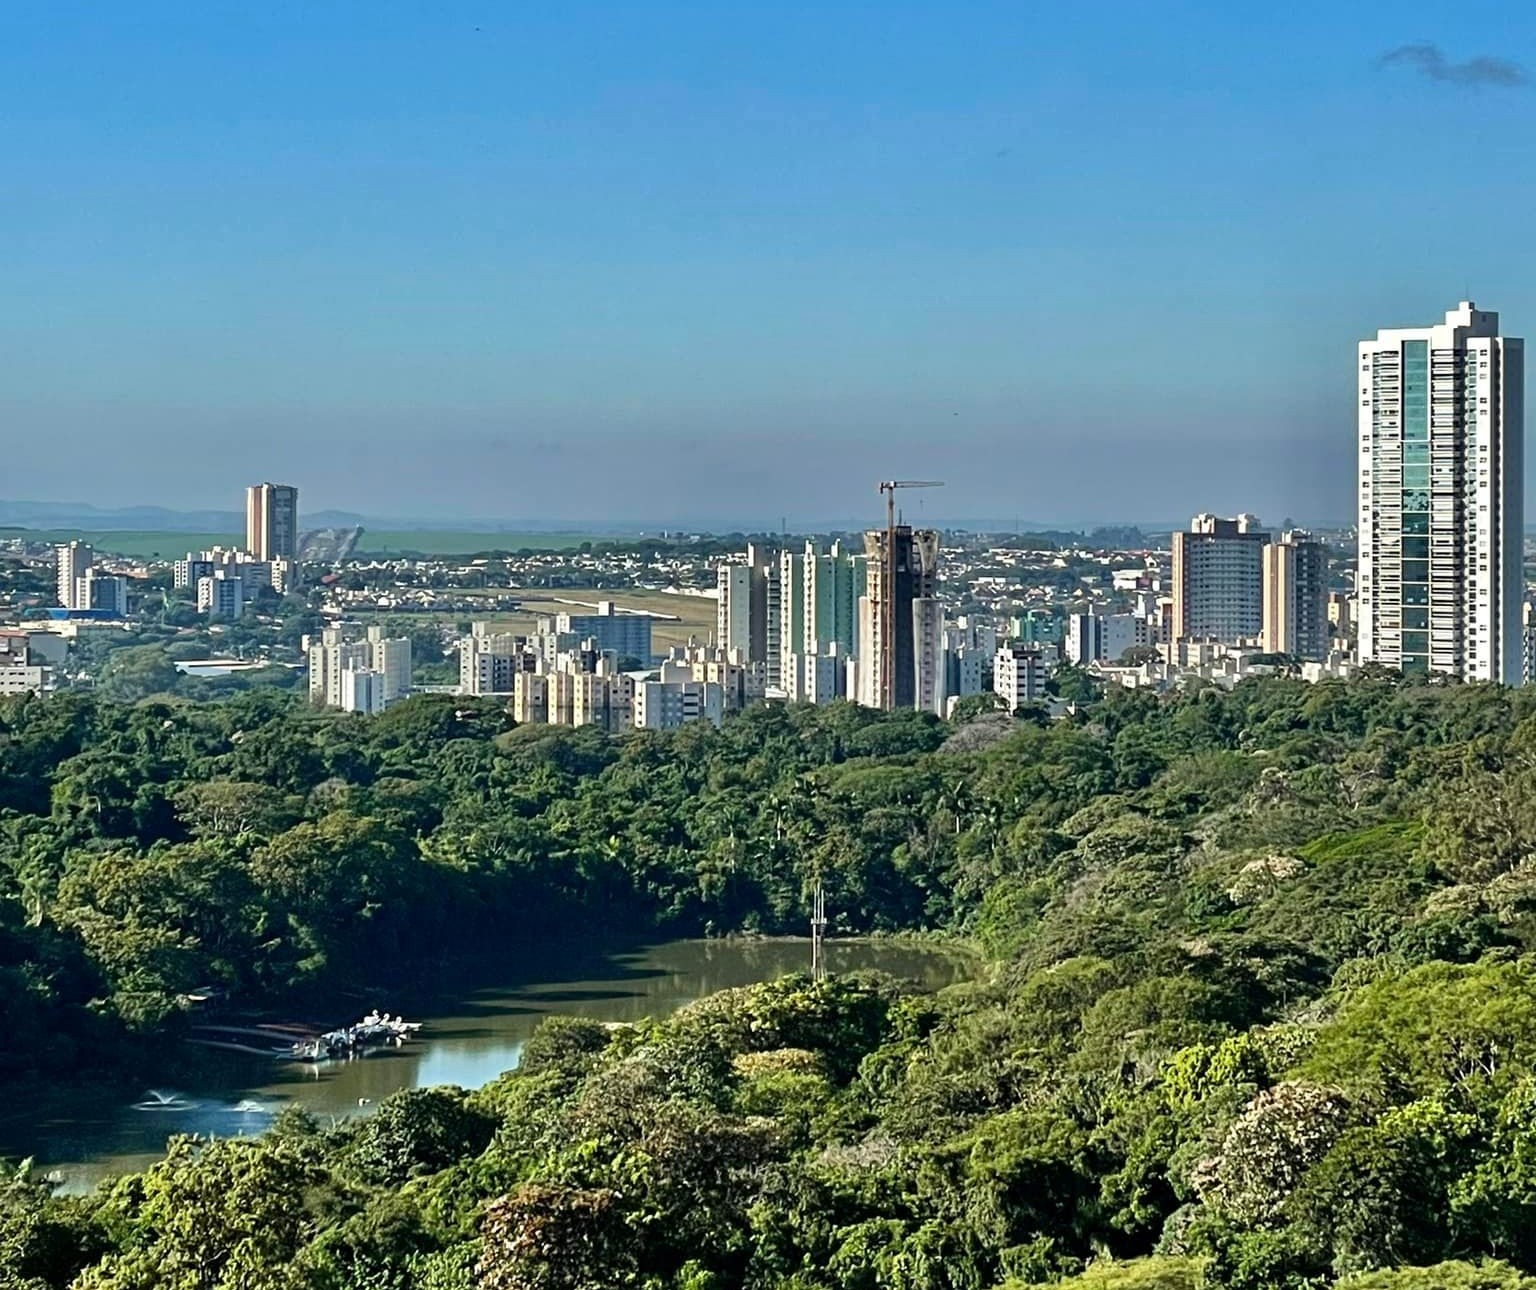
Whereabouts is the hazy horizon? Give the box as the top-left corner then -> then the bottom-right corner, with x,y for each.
5,5 -> 1535,525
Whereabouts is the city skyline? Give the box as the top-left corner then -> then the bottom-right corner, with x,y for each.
4,6 -> 1536,523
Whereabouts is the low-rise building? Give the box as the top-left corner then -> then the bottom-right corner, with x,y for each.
634,679 -> 724,730
994,644 -> 1047,710
197,571 -> 245,620
0,632 -> 51,696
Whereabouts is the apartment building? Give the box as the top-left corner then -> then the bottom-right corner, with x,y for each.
246,483 -> 300,562
857,526 -> 941,710
1170,513 -> 1270,646
995,644 -> 1047,709
197,571 -> 245,620
1358,301 -> 1524,682
1261,531 -> 1330,661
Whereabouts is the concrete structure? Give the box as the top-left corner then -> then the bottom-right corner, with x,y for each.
913,595 -> 947,716
803,539 -> 863,655
857,526 -> 941,710
366,627 -> 412,703
660,645 -> 764,711
945,646 -> 985,703
0,632 -> 52,696
549,603 -> 653,663
79,569 -> 129,617
55,542 -> 93,610
339,668 -> 388,715
1010,610 -> 1062,647
1065,611 -> 1149,665
308,625 -> 411,710
1525,601 -> 1536,687
776,547 -> 805,690
634,678 -> 725,730
995,644 -> 1047,710
246,483 -> 299,562
197,570 -> 245,620
176,546 -> 294,598
459,627 -> 536,696
717,544 -> 773,666
1262,531 -> 1330,661
1170,514 -> 1270,646
1358,301 -> 1524,682
787,647 -> 847,704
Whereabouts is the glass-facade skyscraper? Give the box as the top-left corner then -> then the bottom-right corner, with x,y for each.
1357,302 -> 1524,683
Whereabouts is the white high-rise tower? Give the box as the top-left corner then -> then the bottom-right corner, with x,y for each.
1357,301 -> 1524,683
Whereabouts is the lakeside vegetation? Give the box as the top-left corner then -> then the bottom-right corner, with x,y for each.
7,677 -> 1536,1285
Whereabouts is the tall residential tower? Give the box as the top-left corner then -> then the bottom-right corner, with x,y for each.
1357,302 -> 1524,683
246,483 -> 300,562
857,526 -> 943,712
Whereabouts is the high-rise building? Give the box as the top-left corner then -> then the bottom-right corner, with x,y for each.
804,540 -> 864,657
716,544 -> 773,665
777,548 -> 806,690
246,483 -> 300,562
1262,531 -> 1330,661
857,526 -> 941,709
913,595 -> 947,716
1170,514 -> 1270,645
1358,301 -> 1524,683
56,541 -> 93,610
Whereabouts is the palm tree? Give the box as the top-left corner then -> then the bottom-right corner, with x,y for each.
939,777 -> 973,835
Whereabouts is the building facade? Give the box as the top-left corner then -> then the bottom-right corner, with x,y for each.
994,644 -> 1047,710
1358,301 -> 1525,683
634,678 -> 725,730
197,571 -> 245,620
56,542 -> 93,610
1170,514 -> 1269,646
551,603 -> 653,663
858,526 -> 941,710
1065,611 -> 1148,665
1261,531 -> 1330,661
308,626 -> 412,710
246,483 -> 300,562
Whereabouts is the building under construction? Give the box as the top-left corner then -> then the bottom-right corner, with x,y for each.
857,524 -> 944,712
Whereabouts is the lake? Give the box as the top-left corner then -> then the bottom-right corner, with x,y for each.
3,937 -> 967,1193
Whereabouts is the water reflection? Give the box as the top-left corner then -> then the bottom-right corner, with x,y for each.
3,938 -> 964,1192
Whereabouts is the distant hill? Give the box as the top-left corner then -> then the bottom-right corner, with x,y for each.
0,500 -> 245,532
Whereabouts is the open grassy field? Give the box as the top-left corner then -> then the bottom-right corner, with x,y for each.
353,530 -> 614,555
6,529 -> 241,558
458,587 -> 718,652
374,586 -> 715,654
6,528 -> 632,558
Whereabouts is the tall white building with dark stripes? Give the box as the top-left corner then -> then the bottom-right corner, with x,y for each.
1357,302 -> 1524,683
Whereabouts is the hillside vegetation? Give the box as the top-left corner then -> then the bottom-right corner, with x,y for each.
6,678 -> 1536,1286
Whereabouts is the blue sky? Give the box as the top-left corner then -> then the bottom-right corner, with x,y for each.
3,2 -> 1534,528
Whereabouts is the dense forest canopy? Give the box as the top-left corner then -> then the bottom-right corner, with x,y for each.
6,676 -> 1536,1286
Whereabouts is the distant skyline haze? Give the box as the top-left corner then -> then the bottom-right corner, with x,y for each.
3,3 -> 1534,527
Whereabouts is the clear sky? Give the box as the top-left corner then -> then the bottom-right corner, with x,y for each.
4,2 -> 1535,529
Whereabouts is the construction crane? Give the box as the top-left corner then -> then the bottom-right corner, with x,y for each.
875,480 -> 944,710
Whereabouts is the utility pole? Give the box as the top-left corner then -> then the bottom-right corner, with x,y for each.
810,877 -> 828,980
875,480 -> 944,709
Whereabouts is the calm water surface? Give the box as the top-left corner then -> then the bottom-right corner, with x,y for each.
4,938 -> 966,1192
